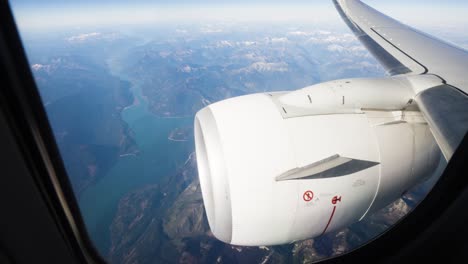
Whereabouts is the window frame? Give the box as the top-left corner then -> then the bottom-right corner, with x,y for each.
1,1 -> 468,263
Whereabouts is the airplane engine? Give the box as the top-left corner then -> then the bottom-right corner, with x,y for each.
194,77 -> 442,246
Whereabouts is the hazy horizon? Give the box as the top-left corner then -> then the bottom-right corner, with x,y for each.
10,1 -> 468,32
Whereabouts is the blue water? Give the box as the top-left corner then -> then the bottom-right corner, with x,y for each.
79,84 -> 194,255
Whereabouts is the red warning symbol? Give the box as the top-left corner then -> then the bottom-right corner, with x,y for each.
332,196 -> 342,204
303,190 -> 314,202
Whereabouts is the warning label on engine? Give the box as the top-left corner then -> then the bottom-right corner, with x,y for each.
303,190 -> 314,202
332,195 -> 342,204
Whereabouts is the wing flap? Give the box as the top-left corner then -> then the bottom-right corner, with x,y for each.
416,85 -> 468,160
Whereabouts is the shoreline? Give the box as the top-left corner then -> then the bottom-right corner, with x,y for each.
119,152 -> 138,158
158,115 -> 193,119
168,137 -> 189,142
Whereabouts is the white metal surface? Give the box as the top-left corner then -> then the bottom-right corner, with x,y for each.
273,76 -> 430,118
195,81 -> 442,245
336,0 -> 468,93
336,0 -> 468,161
193,0 -> 465,246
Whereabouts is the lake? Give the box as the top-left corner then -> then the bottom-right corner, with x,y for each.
79,82 -> 194,255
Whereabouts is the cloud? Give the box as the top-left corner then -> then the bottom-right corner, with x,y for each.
287,31 -> 311,36
287,30 -> 332,37
317,30 -> 332,35
242,52 -> 266,61
31,63 -> 54,74
349,45 -> 366,52
215,40 -> 234,48
359,61 -> 379,68
271,37 -> 288,43
237,62 -> 289,73
159,51 -> 172,58
326,43 -> 364,52
66,32 -> 122,43
327,44 -> 345,52
67,32 -> 101,42
31,63 -> 46,71
200,27 -> 223,34
179,65 -> 192,73
307,33 -> 356,44
239,41 -> 256,46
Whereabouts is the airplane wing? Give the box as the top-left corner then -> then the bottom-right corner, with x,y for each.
334,0 -> 468,160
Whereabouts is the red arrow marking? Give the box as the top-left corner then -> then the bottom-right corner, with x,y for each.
303,191 -> 314,202
321,206 -> 336,236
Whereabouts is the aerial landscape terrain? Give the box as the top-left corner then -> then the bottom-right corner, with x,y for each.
13,2 -> 467,261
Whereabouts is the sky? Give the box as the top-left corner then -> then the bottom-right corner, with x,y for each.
9,0 -> 468,31
9,0 -> 468,5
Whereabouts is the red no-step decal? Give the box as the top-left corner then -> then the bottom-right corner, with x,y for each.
303,190 -> 314,202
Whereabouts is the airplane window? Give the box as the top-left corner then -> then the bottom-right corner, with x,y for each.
9,0 -> 467,263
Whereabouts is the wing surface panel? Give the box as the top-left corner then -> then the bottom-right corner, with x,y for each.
335,0 -> 468,159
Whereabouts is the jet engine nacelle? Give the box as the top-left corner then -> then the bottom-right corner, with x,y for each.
194,76 -> 442,246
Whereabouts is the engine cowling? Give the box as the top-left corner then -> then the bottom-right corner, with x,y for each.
194,76 -> 442,246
